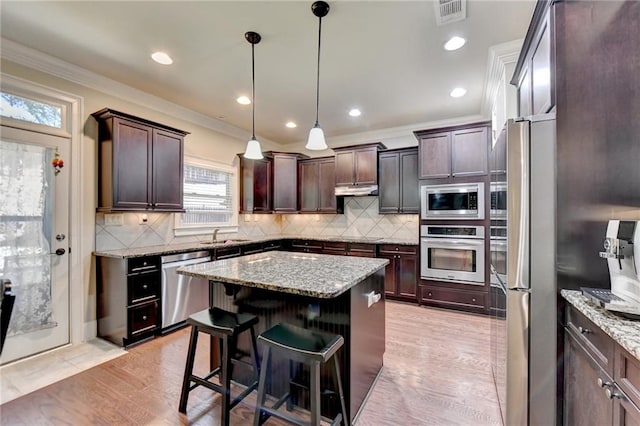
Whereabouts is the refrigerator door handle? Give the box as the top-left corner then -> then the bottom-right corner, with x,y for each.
506,288 -> 530,425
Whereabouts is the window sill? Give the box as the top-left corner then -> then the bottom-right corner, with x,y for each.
174,225 -> 239,237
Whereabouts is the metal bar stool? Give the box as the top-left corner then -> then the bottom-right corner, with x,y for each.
179,307 -> 261,426
253,322 -> 349,426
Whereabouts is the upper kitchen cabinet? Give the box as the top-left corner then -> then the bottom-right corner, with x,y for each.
415,123 -> 490,180
239,155 -> 272,213
92,108 -> 188,212
378,148 -> 419,214
514,6 -> 554,117
334,143 -> 386,187
271,152 -> 307,213
299,157 -> 343,213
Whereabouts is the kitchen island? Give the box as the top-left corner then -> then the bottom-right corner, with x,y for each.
177,250 -> 388,423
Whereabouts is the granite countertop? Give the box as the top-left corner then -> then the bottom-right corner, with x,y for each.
561,289 -> 640,361
93,235 -> 419,258
177,251 -> 389,299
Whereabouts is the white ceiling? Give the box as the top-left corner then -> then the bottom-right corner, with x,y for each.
0,1 -> 534,145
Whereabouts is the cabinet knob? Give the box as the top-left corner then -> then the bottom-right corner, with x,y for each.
395,247 -> 399,251
605,388 -> 621,400
472,298 -> 476,302
597,378 -> 611,388
428,292 -> 432,297
142,284 -> 148,290
142,315 -> 148,321
578,326 -> 591,334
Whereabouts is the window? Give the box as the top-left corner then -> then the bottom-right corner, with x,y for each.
174,158 -> 238,236
0,92 -> 63,129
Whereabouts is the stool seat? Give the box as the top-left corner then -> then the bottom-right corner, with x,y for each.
258,323 -> 343,363
188,307 -> 259,336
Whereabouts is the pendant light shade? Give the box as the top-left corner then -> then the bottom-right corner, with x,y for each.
306,1 -> 330,151
243,31 -> 263,160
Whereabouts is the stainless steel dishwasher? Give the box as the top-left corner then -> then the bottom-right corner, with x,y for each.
161,251 -> 212,331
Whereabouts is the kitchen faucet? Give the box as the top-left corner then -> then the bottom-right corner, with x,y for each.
211,228 -> 220,243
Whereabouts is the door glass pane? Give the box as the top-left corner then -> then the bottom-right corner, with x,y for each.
0,140 -> 56,335
0,92 -> 63,128
429,248 -> 476,272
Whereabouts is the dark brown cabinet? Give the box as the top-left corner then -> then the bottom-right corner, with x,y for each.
92,108 -> 187,212
299,157 -> 342,213
564,305 -> 640,425
239,156 -> 272,213
97,255 -> 161,347
378,148 -> 419,214
334,143 -> 385,186
517,7 -> 553,117
419,286 -> 486,314
272,152 -> 306,213
415,124 -> 489,180
378,245 -> 418,301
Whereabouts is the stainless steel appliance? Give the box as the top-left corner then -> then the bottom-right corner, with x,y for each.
582,220 -> 640,318
161,251 -> 212,330
489,115 -> 557,426
420,225 -> 485,285
490,182 -> 507,219
420,182 -> 485,220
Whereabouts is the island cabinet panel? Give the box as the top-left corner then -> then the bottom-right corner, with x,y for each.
333,143 -> 386,187
92,108 -> 188,212
419,285 -> 486,314
415,123 -> 489,180
239,156 -> 272,213
378,148 -> 419,214
299,157 -> 341,213
97,255 -> 161,347
379,245 -> 418,302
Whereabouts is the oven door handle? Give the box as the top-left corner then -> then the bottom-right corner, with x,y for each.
422,238 -> 484,248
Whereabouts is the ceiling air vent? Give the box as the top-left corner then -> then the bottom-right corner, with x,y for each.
434,0 -> 467,26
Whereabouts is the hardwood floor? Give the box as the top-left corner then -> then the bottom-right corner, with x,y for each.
0,302 -> 502,425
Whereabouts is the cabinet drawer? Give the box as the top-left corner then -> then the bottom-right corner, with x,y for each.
128,271 -> 159,305
129,301 -> 158,336
128,256 -> 160,273
263,240 -> 281,251
215,246 -> 242,259
566,305 -> 615,375
616,345 -> 640,409
378,244 -> 418,255
323,241 -> 347,254
242,243 -> 263,255
420,286 -> 486,311
348,243 -> 376,257
291,240 -> 323,253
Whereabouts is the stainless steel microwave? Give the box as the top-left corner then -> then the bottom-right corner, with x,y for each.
420,182 -> 485,220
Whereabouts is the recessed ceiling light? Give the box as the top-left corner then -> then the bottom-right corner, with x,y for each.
444,36 -> 466,51
285,121 -> 297,128
450,87 -> 467,98
236,96 -> 251,105
348,108 -> 361,117
151,51 -> 173,65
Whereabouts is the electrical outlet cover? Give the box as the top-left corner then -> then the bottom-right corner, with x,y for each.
104,213 -> 124,226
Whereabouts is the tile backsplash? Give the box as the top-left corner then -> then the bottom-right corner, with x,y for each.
95,196 -> 418,251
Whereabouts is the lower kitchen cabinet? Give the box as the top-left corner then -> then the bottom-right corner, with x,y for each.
564,305 -> 640,425
289,239 -> 323,254
419,285 -> 486,314
378,245 -> 418,301
97,255 -> 161,347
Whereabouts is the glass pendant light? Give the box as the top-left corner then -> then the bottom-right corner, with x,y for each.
243,31 -> 263,159
306,1 -> 330,151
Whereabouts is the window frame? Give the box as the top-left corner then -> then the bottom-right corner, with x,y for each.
174,156 -> 239,237
0,88 -> 70,138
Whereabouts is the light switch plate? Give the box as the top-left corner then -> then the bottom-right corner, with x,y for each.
104,213 -> 124,226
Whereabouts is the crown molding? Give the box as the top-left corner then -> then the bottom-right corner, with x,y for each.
0,38 -> 282,149
481,39 -> 523,116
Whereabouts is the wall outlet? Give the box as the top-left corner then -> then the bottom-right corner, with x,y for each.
138,214 -> 148,225
104,213 -> 124,226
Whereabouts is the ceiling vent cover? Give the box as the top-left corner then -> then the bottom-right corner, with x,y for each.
434,0 -> 467,26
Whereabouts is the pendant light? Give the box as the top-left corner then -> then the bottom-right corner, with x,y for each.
306,1 -> 330,151
243,31 -> 263,159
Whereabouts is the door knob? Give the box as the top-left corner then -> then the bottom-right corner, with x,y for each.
55,248 -> 66,255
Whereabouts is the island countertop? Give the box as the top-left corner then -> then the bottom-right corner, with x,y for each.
177,250 -> 388,298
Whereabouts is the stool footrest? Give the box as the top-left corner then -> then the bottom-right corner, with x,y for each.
189,375 -> 224,394
229,381 -> 259,409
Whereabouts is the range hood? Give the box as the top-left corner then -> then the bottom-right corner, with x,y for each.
335,185 -> 378,197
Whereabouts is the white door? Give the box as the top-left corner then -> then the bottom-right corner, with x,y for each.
0,126 -> 70,364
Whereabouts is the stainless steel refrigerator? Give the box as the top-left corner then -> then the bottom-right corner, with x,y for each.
490,114 -> 557,425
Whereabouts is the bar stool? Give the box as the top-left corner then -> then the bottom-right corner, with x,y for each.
253,323 -> 349,426
179,307 -> 261,426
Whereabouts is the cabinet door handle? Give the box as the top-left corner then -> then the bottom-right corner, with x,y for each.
142,315 -> 148,321
605,388 -> 621,400
597,378 -> 611,388
472,298 -> 476,302
578,326 -> 591,334
142,284 -> 148,290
